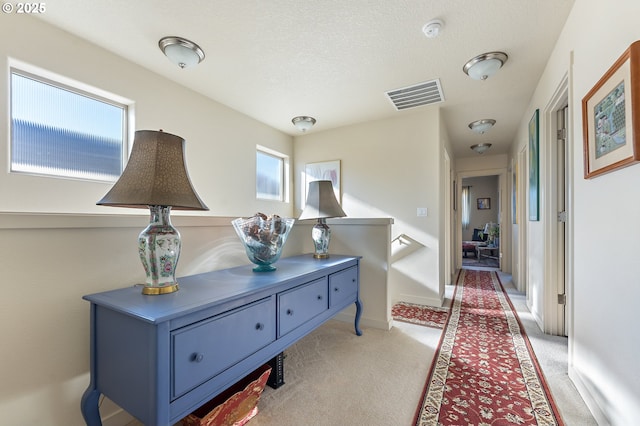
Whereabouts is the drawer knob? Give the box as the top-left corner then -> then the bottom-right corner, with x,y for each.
334,287 -> 340,292
255,322 -> 264,330
352,278 -> 356,282
286,308 -> 293,316
317,295 -> 323,300
192,353 -> 204,363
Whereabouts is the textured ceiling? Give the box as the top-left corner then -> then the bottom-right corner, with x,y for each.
36,0 -> 575,158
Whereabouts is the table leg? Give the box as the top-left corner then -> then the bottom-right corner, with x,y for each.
81,387 -> 102,426
354,296 -> 363,336
266,352 -> 285,389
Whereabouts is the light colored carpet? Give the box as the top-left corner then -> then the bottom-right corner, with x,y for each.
251,319 -> 442,426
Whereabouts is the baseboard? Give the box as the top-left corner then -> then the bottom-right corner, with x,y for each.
333,312 -> 392,331
397,293 -> 444,308
568,365 -> 610,425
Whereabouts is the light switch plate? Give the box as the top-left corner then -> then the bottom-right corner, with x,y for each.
417,207 -> 428,217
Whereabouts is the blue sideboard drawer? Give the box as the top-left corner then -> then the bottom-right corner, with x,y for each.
329,266 -> 358,308
278,277 -> 328,337
171,297 -> 276,399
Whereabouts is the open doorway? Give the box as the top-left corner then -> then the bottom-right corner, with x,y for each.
460,175 -> 500,268
455,167 -> 508,272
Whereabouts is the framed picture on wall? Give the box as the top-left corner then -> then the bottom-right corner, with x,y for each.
477,197 -> 491,210
582,41 -> 640,178
529,109 -> 540,221
304,160 -> 341,205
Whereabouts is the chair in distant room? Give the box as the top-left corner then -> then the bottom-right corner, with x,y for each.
462,228 -> 487,257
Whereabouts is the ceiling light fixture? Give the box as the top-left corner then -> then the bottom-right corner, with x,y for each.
470,143 -> 492,154
468,119 -> 496,134
159,36 -> 205,69
292,116 -> 316,132
463,52 -> 508,80
422,19 -> 444,39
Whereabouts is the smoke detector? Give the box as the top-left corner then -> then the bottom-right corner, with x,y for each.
422,19 -> 444,39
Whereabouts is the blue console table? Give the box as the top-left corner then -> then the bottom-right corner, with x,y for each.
81,254 -> 362,426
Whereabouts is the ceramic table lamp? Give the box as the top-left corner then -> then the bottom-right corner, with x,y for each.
298,180 -> 346,258
97,130 -> 208,295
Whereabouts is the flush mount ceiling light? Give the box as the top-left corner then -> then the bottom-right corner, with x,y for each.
468,119 -> 496,134
159,36 -> 205,69
422,19 -> 444,39
470,143 -> 492,154
292,116 -> 316,132
463,52 -> 508,80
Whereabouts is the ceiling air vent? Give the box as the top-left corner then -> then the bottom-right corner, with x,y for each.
386,79 -> 444,110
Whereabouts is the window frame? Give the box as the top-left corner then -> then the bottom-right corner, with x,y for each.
8,60 -> 133,183
256,145 -> 289,202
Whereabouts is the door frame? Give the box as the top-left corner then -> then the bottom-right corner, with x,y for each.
542,73 -> 572,336
455,167 -> 509,272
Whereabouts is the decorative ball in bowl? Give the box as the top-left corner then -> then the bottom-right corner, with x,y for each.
232,213 -> 295,272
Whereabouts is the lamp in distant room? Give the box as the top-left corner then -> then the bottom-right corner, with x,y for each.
463,52 -> 508,80
159,36 -> 205,69
97,130 -> 208,295
470,143 -> 492,154
468,119 -> 496,134
292,116 -> 316,132
298,180 -> 346,259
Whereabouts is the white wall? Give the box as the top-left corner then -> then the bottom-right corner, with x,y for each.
293,110 -> 445,307
512,0 -> 640,423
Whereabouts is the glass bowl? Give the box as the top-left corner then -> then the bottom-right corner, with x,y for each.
232,214 -> 295,272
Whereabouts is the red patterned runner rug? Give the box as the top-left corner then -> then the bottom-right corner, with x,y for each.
392,302 -> 449,329
414,269 -> 564,425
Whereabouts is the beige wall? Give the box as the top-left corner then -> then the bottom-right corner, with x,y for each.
511,0 -> 640,423
293,110 -> 445,307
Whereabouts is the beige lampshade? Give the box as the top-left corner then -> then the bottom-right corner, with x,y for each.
299,180 -> 346,220
97,130 -> 208,210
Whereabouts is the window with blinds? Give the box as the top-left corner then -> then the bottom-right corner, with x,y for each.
10,69 -> 127,182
